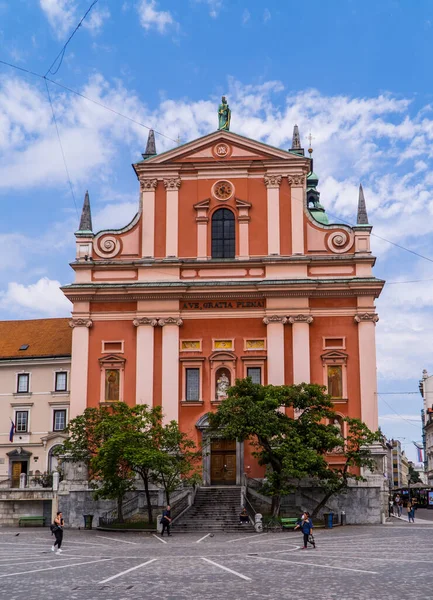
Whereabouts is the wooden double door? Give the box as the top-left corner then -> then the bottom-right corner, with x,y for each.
210,439 -> 236,485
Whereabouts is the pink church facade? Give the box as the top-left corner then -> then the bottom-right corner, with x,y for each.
62,127 -> 384,485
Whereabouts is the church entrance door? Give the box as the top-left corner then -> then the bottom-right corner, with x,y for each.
210,439 -> 236,485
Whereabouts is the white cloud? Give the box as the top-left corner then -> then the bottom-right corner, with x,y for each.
0,277 -> 72,317
242,8 -> 250,25
137,0 -> 177,33
83,5 -> 110,33
194,0 -> 223,18
263,8 -> 271,22
93,201 -> 138,231
39,0 -> 76,39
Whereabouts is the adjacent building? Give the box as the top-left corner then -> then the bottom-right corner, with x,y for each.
420,369 -> 433,484
62,114 -> 384,486
0,319 -> 71,486
392,439 -> 409,488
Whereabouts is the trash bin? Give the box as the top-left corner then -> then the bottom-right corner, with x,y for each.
83,514 -> 93,530
340,511 -> 346,526
323,512 -> 333,529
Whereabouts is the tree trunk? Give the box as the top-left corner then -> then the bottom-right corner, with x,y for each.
271,495 -> 281,517
311,486 -> 343,520
117,495 -> 124,523
142,474 -> 153,525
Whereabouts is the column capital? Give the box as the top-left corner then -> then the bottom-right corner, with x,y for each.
133,317 -> 159,327
263,315 -> 288,325
287,174 -> 305,187
263,174 -> 282,189
163,177 -> 181,190
69,318 -> 92,328
159,317 -> 183,327
140,178 -> 158,191
354,313 -> 379,324
288,314 -> 313,324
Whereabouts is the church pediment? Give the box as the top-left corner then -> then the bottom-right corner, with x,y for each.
134,130 -> 310,168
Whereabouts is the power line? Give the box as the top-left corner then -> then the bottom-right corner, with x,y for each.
45,0 -> 100,77
0,59 -> 177,143
44,79 -> 79,218
378,394 -> 422,429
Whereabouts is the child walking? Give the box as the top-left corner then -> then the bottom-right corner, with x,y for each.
300,512 -> 315,549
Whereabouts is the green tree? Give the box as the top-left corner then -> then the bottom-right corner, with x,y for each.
209,378 -> 381,516
408,462 -> 422,485
150,420 -> 201,505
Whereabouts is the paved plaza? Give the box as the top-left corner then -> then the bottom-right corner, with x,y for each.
2,520 -> 433,600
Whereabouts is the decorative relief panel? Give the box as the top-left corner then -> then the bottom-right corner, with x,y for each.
181,340 -> 202,351
93,234 -> 122,259
213,339 -> 234,350
245,339 -> 266,351
326,230 -> 354,254
212,142 -> 232,159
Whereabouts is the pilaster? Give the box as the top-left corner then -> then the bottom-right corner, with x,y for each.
288,174 -> 306,255
263,315 -> 287,384
355,313 -> 379,430
289,314 -> 313,384
140,178 -> 158,258
264,175 -> 282,256
164,178 -> 181,257
133,317 -> 158,405
159,317 -> 183,422
69,318 -> 92,418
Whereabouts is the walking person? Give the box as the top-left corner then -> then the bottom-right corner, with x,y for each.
51,511 -> 64,555
160,505 -> 172,537
300,512 -> 315,549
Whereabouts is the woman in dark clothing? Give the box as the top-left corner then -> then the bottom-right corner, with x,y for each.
160,505 -> 172,537
301,512 -> 315,549
51,511 -> 64,554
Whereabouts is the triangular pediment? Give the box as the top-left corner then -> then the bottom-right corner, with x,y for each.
321,350 -> 348,361
135,130 -> 309,167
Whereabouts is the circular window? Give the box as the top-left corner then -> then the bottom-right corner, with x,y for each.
212,180 -> 234,201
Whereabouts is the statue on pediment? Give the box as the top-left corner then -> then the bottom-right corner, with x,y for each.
218,96 -> 231,131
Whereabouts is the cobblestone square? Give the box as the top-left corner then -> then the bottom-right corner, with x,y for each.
1,521 -> 433,600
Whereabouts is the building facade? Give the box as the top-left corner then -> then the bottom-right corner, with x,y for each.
420,369 -> 433,483
0,319 -> 71,486
63,120 -> 384,485
392,439 -> 409,488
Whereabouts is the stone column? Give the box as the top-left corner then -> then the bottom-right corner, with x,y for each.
140,178 -> 157,258
264,175 -> 282,256
263,315 -> 287,384
236,199 -> 251,259
288,174 -> 306,255
133,317 -> 158,405
69,318 -> 92,419
159,317 -> 183,422
289,314 -> 313,385
355,313 -> 379,430
164,178 -> 181,257
194,200 -> 210,260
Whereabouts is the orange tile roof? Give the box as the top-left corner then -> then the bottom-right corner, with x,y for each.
0,318 -> 71,359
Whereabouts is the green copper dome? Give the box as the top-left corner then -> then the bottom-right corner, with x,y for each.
307,170 -> 319,188
310,204 -> 329,225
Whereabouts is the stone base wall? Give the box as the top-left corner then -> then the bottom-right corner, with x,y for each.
0,499 -> 52,526
248,476 -> 389,525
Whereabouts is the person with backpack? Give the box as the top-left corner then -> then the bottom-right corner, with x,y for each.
51,511 -> 64,554
300,512 -> 315,549
160,505 -> 172,537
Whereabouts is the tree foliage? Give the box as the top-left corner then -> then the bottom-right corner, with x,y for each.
56,403 -> 199,524
209,378 -> 381,516
408,463 -> 422,485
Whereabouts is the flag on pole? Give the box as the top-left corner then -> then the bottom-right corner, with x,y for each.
414,441 -> 424,463
9,420 -> 15,443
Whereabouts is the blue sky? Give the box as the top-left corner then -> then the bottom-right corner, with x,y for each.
1,0 -> 432,461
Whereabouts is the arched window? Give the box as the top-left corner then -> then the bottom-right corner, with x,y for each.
211,208 -> 235,259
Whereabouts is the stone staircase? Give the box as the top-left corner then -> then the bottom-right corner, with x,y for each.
173,486 -> 255,533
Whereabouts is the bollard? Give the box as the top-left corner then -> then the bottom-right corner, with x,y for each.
340,511 -> 346,526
